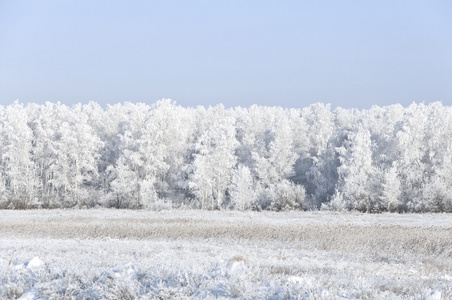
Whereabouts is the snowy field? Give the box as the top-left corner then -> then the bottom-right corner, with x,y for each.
1,210 -> 451,299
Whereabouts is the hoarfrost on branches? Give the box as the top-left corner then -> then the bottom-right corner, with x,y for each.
1,100 -> 452,212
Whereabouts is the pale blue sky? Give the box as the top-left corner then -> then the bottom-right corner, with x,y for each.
1,0 -> 451,109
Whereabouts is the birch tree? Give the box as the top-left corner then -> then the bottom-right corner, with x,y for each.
336,126 -> 375,212
0,102 -> 37,208
190,107 -> 238,209
230,165 -> 255,211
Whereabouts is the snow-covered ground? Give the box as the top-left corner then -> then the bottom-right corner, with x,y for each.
1,210 -> 451,299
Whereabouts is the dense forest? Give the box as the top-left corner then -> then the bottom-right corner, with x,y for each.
1,100 -> 451,212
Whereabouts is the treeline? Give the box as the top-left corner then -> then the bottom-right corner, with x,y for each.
0,100 -> 451,212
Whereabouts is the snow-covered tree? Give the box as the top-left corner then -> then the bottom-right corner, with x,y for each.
190,106 -> 238,209
106,156 -> 140,208
336,126 -> 375,212
230,165 -> 255,211
50,104 -> 102,207
0,100 -> 450,213
392,103 -> 428,212
381,166 -> 402,212
269,180 -> 306,211
0,102 -> 38,208
301,103 -> 335,207
252,118 -> 299,208
423,176 -> 452,213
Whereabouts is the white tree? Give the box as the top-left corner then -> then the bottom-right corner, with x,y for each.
252,118 -> 299,208
301,103 -> 335,206
393,103 -> 428,212
0,102 -> 38,208
110,122 -> 143,208
420,103 -> 452,212
336,126 -> 375,212
50,104 -> 103,207
423,176 -> 452,213
106,156 -> 140,208
190,106 -> 238,209
137,99 -> 194,199
381,166 -> 402,212
230,165 -> 255,211
269,180 -> 306,211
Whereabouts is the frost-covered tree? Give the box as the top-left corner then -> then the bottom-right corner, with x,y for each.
252,118 -> 299,208
419,103 -> 452,212
423,176 -> 452,213
230,165 -> 255,211
0,102 -> 37,208
336,126 -> 375,212
392,103 -> 428,212
301,103 -> 335,207
381,166 -> 402,212
49,105 -> 102,207
106,156 -> 141,208
190,106 -> 238,209
0,100 -> 451,212
106,120 -> 143,208
269,180 -> 306,211
139,99 -> 195,200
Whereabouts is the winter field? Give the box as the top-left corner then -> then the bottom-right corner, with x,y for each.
0,210 -> 451,299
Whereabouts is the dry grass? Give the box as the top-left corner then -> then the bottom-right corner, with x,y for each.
1,210 -> 451,299
1,212 -> 451,258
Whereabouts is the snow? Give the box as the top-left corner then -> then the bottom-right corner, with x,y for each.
17,289 -> 37,300
426,291 -> 442,300
225,260 -> 249,278
0,209 -> 451,299
25,257 -> 44,269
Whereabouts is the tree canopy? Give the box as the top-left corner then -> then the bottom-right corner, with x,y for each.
1,100 -> 451,212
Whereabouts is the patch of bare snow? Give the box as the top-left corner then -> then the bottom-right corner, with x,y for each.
287,275 -> 303,284
225,260 -> 248,278
426,290 -> 442,300
26,257 -> 44,269
98,262 -> 136,283
17,288 -> 37,300
443,274 -> 452,281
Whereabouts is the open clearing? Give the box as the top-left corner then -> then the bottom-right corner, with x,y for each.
1,210 -> 451,299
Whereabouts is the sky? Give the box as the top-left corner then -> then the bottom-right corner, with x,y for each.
1,0 -> 451,109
